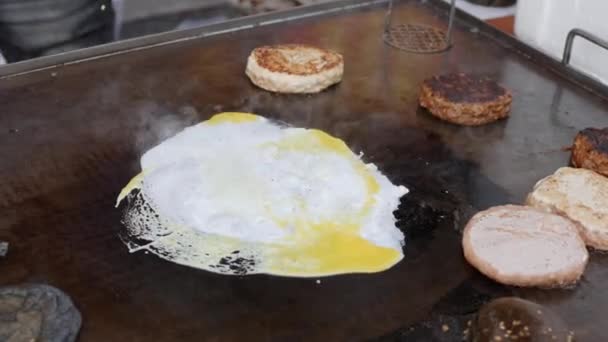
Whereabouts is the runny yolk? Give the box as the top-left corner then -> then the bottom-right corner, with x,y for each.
269,220 -> 402,276
205,112 -> 260,125
263,128 -> 399,276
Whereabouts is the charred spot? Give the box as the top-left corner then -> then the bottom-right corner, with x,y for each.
579,127 -> 608,154
423,73 -> 510,103
214,256 -> 257,275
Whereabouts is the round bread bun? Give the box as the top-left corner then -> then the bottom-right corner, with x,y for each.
245,44 -> 344,94
474,297 -> 573,341
419,73 -> 512,126
462,205 -> 588,288
526,167 -> 608,250
571,127 -> 608,177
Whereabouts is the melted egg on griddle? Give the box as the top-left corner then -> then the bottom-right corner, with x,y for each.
117,113 -> 408,277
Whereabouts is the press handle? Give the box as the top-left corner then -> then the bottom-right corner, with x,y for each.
562,28 -> 608,66
383,0 -> 457,53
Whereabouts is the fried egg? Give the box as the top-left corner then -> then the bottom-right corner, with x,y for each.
117,112 -> 408,277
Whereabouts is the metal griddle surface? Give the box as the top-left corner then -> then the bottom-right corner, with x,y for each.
1,1 -> 607,341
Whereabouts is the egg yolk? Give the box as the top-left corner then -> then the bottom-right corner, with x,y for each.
205,112 -> 260,125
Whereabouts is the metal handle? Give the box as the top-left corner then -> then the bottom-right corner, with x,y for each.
383,0 -> 394,33
446,0 -> 457,46
562,28 -> 608,66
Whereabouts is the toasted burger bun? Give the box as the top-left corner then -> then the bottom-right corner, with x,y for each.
526,167 -> 608,250
463,205 -> 588,288
245,44 -> 343,94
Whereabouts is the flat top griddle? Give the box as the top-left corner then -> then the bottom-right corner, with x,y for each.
0,1 -> 607,341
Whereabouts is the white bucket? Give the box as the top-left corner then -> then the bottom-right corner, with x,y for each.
515,0 -> 608,85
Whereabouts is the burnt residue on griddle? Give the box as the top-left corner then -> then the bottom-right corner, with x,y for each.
368,130 -> 469,237
578,127 -> 608,154
423,73 -> 509,103
374,313 -> 475,342
333,117 -> 509,263
377,130 -> 500,238
213,255 -> 257,275
394,199 -> 449,238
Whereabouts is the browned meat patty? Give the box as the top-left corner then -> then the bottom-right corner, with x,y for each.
419,73 -> 512,126
571,127 -> 608,177
245,44 -> 344,93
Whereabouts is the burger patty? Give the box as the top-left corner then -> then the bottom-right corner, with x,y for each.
462,205 -> 588,288
571,127 -> 608,177
419,73 -> 512,126
526,167 -> 608,251
245,44 -> 344,94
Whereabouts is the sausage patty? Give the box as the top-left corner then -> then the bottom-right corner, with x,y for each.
419,73 -> 512,126
571,127 -> 608,177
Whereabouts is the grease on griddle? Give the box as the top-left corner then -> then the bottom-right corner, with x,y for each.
0,241 -> 7,257
375,281 -> 509,341
375,313 -> 475,342
431,280 -> 507,317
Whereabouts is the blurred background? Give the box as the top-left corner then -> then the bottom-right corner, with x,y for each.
0,0 -> 519,64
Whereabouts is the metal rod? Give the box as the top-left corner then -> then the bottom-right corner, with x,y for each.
384,0 -> 394,33
562,28 -> 608,66
445,0 -> 457,47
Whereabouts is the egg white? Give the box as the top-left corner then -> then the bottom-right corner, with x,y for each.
117,112 -> 408,277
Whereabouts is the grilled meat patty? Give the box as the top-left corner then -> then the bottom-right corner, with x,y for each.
571,127 -> 608,177
245,44 -> 344,94
419,73 -> 512,126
